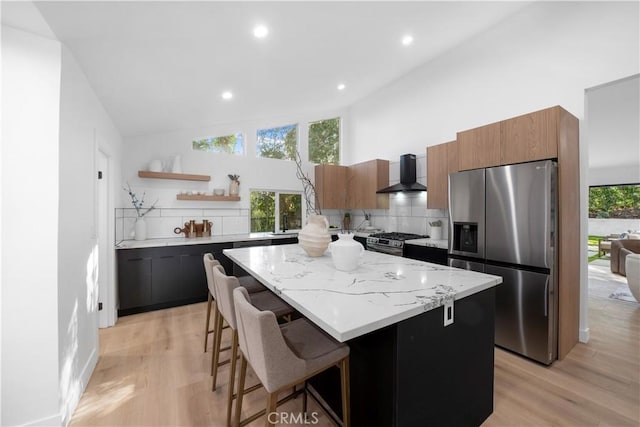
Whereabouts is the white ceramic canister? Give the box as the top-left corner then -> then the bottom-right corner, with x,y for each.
329,233 -> 364,271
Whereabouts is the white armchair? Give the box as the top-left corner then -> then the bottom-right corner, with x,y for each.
625,254 -> 640,302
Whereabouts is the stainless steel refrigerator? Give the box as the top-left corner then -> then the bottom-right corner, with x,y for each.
448,160 -> 558,365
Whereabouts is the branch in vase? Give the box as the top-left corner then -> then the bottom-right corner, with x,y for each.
294,150 -> 321,215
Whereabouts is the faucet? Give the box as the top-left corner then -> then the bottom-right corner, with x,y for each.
282,214 -> 288,232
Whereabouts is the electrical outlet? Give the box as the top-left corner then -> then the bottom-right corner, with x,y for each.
444,299 -> 454,326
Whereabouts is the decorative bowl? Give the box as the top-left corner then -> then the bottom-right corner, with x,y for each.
213,188 -> 225,196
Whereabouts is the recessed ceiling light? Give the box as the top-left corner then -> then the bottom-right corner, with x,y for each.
337,83 -> 346,91
253,25 -> 269,38
222,91 -> 233,100
402,35 -> 414,46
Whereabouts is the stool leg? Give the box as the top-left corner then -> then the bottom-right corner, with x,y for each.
302,381 -> 308,414
340,357 -> 350,427
234,354 -> 247,427
204,292 -> 213,352
226,330 -> 238,427
211,310 -> 224,389
266,391 -> 278,427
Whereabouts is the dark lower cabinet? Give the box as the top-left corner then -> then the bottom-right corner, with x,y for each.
271,237 -> 298,245
117,252 -> 152,310
117,242 -> 233,316
403,244 -> 448,265
309,287 -> 496,427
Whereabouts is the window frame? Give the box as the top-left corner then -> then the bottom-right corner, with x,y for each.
192,132 -> 246,155
255,123 -> 299,161
307,116 -> 341,165
249,189 -> 305,233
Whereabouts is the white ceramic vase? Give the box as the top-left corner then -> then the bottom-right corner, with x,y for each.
229,180 -> 240,196
329,233 -> 364,271
171,155 -> 182,174
298,214 -> 331,257
135,217 -> 147,241
430,226 -> 442,240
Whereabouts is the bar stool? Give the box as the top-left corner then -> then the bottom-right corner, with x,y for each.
211,267 -> 295,407
203,253 -> 265,353
233,287 -> 350,427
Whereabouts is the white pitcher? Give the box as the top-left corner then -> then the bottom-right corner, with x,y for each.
329,233 -> 364,271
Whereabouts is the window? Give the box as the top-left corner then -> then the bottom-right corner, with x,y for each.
250,190 -> 302,232
308,117 -> 340,164
256,124 -> 298,160
589,184 -> 640,218
193,133 -> 244,155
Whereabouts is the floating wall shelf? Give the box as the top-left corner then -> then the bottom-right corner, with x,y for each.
176,194 -> 240,202
138,171 -> 210,181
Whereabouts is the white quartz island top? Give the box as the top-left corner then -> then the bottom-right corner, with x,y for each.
224,244 -> 502,342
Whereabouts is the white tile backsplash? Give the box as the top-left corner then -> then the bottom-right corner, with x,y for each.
161,208 -> 204,217
222,216 -> 249,235
115,161 -> 450,241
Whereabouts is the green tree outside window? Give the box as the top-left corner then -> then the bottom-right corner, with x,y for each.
256,124 -> 298,160
193,133 -> 244,155
309,117 -> 340,164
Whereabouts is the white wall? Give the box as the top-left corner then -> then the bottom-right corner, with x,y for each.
586,75 -> 640,186
346,1 -> 639,347
119,109 -> 348,239
345,1 -> 639,163
57,46 -> 123,425
1,25 -> 62,426
589,219 -> 640,237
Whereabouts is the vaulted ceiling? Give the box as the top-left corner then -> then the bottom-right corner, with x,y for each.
32,1 -> 529,137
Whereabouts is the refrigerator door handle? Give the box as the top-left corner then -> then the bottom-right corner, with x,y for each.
544,276 -> 550,318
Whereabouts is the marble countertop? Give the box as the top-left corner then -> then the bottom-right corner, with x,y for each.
223,244 -> 501,342
115,232 -> 298,249
404,238 -> 449,250
115,230 -> 374,249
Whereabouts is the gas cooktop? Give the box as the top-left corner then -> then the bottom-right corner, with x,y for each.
368,232 -> 429,241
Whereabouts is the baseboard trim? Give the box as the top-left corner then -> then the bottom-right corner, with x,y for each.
579,327 -> 590,343
25,412 -> 62,427
60,346 -> 99,426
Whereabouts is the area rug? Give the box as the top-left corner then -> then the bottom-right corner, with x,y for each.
609,286 -> 639,303
588,263 -> 639,305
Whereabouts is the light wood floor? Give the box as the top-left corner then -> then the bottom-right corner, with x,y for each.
70,296 -> 639,426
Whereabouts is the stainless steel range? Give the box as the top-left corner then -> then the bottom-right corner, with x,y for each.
366,232 -> 428,256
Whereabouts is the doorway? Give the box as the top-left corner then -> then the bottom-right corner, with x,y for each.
97,148 -> 116,327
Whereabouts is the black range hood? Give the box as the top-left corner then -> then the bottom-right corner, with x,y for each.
377,154 -> 427,193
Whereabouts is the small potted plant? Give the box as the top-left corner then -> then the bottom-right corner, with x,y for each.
343,212 -> 351,232
228,174 -> 240,196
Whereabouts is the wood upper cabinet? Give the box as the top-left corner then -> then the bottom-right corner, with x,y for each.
501,107 -> 559,164
457,122 -> 501,171
315,164 -> 348,210
347,159 -> 389,210
426,141 -> 458,209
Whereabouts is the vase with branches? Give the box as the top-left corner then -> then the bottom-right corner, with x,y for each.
293,150 -> 322,215
124,183 -> 158,240
293,150 -> 331,256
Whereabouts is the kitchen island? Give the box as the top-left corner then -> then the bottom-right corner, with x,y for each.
224,244 -> 502,426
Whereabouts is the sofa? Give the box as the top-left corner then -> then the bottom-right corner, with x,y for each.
611,239 -> 640,276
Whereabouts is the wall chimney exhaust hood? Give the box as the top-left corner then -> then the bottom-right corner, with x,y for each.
376,154 -> 427,193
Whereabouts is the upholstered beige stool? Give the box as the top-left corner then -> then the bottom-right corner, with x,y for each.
233,287 -> 350,427
212,267 -> 295,425
625,254 -> 640,302
203,253 -> 266,353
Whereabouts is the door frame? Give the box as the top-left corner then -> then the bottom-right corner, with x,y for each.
96,142 -> 117,327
